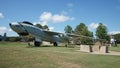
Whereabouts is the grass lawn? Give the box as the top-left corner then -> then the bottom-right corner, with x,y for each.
109,44 -> 120,52
0,42 -> 120,68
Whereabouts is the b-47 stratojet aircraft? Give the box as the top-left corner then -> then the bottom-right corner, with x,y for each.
10,21 -> 80,47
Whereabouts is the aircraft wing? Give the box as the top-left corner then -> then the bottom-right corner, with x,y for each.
43,30 -> 63,36
66,33 -> 94,39
66,33 -> 80,37
43,30 -> 93,39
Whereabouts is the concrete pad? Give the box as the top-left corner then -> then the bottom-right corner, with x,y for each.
92,46 -> 100,52
80,44 -> 109,53
99,46 -> 109,53
80,45 -> 92,52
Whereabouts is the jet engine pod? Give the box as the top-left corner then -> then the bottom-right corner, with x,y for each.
58,34 -> 65,38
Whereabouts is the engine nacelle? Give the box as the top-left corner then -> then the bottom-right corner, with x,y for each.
58,34 -> 70,40
58,34 -> 65,38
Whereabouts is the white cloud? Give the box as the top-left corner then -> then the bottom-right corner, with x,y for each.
40,21 -> 48,26
0,26 -> 19,36
108,31 -> 120,35
0,12 -> 4,19
39,12 -> 74,25
11,22 -> 18,24
88,23 -> 99,30
0,26 -> 14,35
67,3 -> 74,12
49,27 -> 54,31
52,14 -> 74,23
33,22 -> 37,25
67,3 -> 74,7
40,12 -> 52,22
52,14 -> 69,23
68,9 -> 73,12
9,29 -> 12,32
0,26 -> 7,34
70,17 -> 75,21
61,11 -> 68,15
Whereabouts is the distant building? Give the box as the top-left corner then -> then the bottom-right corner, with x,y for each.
0,33 -> 7,41
2,33 -> 7,41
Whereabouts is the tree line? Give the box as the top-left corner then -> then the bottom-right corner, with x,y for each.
64,23 -> 120,44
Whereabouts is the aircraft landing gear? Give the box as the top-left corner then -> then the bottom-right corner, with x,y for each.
34,41 -> 41,47
53,42 -> 58,46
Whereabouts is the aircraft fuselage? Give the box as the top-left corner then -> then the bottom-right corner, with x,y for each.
9,22 -> 64,44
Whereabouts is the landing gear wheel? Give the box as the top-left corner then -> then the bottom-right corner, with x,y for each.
53,42 -> 58,46
34,41 -> 41,47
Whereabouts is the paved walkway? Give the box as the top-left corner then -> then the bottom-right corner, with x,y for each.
90,51 -> 120,56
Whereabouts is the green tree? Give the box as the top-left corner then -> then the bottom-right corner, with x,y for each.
96,23 -> 108,40
64,25 -> 73,33
7,37 -> 21,42
42,25 -> 49,30
35,24 -> 43,29
74,23 -> 93,44
114,33 -> 120,44
35,24 -> 49,30
74,23 -> 85,35
74,23 -> 93,37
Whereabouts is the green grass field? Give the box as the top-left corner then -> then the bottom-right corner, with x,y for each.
0,42 -> 120,68
109,44 -> 120,52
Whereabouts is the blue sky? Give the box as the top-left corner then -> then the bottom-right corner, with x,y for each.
0,0 -> 120,36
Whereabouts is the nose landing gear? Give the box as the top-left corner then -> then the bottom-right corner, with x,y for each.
34,41 -> 42,47
53,42 -> 58,46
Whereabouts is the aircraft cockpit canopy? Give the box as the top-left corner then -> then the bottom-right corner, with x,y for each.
22,21 -> 33,25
